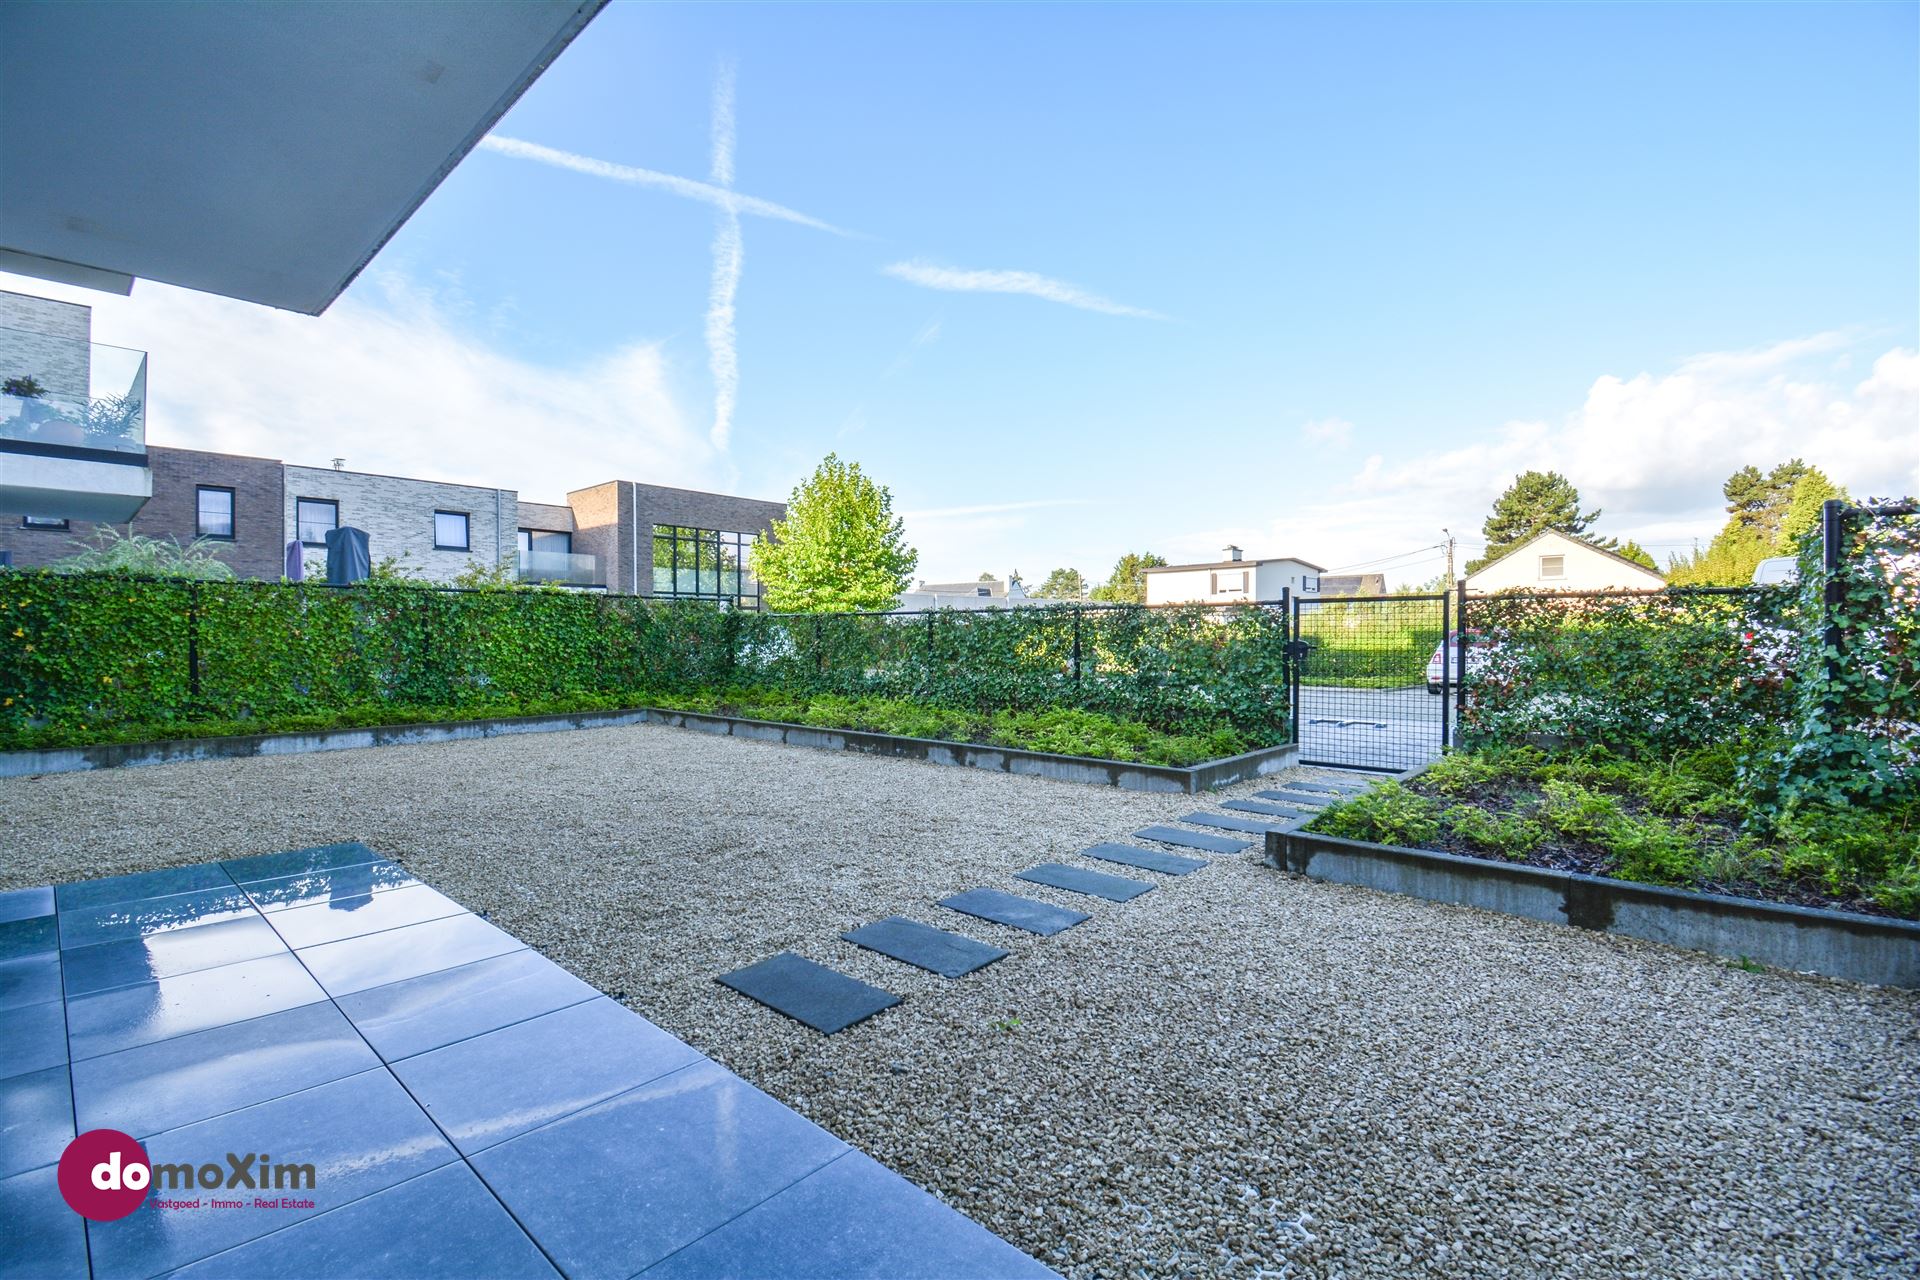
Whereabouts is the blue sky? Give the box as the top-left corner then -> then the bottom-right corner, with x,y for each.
10,1 -> 1916,585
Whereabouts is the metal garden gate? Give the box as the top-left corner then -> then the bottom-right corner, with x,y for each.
1290,592 -> 1451,772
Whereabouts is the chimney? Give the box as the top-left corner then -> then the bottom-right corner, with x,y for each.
1225,545 -> 1242,562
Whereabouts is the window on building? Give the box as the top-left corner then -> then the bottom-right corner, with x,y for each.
518,529 -> 572,559
1211,570 -> 1249,594
651,525 -> 760,605
196,486 -> 235,539
1539,554 -> 1566,579
975,586 -> 990,597
434,510 -> 470,551
296,498 -> 338,546
1301,575 -> 1321,593
21,516 -> 69,531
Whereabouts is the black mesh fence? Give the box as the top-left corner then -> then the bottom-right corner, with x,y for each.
1290,594 -> 1451,770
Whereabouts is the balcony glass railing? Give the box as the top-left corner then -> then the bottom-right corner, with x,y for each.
0,327 -> 147,455
518,550 -> 599,586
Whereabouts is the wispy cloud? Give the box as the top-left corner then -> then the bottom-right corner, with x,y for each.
901,498 -> 1093,519
881,260 -> 1166,319
706,63 -> 742,450
477,135 -> 854,236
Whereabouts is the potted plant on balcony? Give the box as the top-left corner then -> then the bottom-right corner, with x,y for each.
83,393 -> 143,447
2,375 -> 48,430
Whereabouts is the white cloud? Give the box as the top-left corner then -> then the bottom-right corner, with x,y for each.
476,135 -> 854,236
1201,336 -> 1920,577
1301,416 -> 1353,448
706,63 -> 742,451
3,270 -> 715,504
881,261 -> 1166,320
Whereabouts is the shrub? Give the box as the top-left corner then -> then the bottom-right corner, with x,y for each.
1441,804 -> 1546,859
1312,782 -> 1443,847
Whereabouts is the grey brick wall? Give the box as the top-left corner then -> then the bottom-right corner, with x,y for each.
0,290 -> 90,405
283,465 -> 517,582
0,446 -> 284,576
563,480 -> 784,598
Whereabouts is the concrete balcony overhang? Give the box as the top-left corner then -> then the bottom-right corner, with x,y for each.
0,443 -> 152,522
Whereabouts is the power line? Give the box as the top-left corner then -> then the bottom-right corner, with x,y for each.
1322,543 -> 1445,575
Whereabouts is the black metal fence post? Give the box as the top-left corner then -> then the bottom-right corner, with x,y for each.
1454,580 -> 1468,718
1439,588 -> 1451,749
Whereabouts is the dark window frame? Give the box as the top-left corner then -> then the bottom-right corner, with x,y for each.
20,516 -> 70,531
296,497 -> 339,548
650,524 -> 760,607
433,510 -> 471,552
195,485 -> 236,541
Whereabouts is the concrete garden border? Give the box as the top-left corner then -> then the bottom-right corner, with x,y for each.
1265,828 -> 1920,988
0,706 -> 1298,793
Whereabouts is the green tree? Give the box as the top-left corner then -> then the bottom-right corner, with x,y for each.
1666,524 -> 1773,586
1775,469 -> 1848,552
1616,539 -> 1658,570
754,453 -> 918,612
977,572 -> 996,583
1467,471 -> 1606,572
1723,459 -> 1814,540
1037,567 -> 1089,599
1089,551 -> 1167,603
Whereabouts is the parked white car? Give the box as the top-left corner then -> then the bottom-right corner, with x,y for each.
1424,631 -> 1491,694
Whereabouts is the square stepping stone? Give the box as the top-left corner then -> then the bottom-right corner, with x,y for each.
842,918 -> 1007,978
1080,842 -> 1207,876
1134,825 -> 1250,855
1223,798 -> 1316,819
938,889 -> 1088,936
1016,863 -> 1153,903
1255,788 -> 1334,807
717,953 -> 900,1034
1288,779 -> 1372,794
1180,811 -> 1292,836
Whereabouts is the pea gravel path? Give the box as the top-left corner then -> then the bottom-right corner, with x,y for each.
4,723 -> 1915,1279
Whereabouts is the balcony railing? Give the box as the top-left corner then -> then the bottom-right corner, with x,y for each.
518,550 -> 599,587
0,327 -> 147,455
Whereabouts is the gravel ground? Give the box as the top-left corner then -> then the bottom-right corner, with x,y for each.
4,724 -> 1916,1279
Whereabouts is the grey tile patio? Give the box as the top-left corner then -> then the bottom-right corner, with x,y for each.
0,1064 -> 73,1179
642,1150 -> 1059,1279
65,951 -> 327,1061
842,917 -> 1009,978
0,914 -> 58,962
162,1163 -> 558,1280
0,886 -> 53,925
0,998 -> 66,1082
239,860 -> 422,914
939,888 -> 1090,936
334,947 -> 598,1063
0,1164 -> 88,1280
1016,862 -> 1155,902
267,883 -> 466,951
54,863 -> 234,913
392,997 -> 704,1154
220,841 -> 382,886
57,884 -> 260,951
718,952 -> 902,1034
61,913 -> 287,997
71,1000 -> 379,1140
1079,841 -> 1208,876
294,912 -> 523,997
470,1060 -> 850,1278
0,951 -> 61,1012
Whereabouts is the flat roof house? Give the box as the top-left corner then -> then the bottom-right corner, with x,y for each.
1142,547 -> 1326,605
1463,528 -> 1665,594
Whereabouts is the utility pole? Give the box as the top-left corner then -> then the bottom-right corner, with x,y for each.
1442,527 -> 1455,586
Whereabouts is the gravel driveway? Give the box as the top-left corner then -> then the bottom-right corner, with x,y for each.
5,724 -> 1915,1279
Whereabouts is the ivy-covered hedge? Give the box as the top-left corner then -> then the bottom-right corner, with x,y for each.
0,575 -> 1292,747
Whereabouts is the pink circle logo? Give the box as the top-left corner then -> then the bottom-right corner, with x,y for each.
58,1129 -> 152,1221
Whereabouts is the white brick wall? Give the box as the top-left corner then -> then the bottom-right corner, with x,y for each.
282,465 -> 518,582
0,289 -> 91,404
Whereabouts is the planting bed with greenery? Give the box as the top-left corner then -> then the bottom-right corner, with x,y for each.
1310,745 -> 1918,918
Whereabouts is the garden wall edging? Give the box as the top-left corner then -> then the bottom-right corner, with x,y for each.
0,708 -> 1298,793
1265,828 -> 1920,988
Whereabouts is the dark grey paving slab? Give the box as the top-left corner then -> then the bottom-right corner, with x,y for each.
470,1060 -> 848,1279
220,840 -> 383,885
61,913 -> 287,997
65,951 -> 326,1061
642,1150 -> 1059,1279
1255,788 -> 1334,807
0,998 -> 66,1082
71,1000 -> 378,1140
1285,779 -> 1373,794
0,887 -> 53,925
1016,863 -> 1154,903
0,914 -> 59,961
717,952 -> 901,1034
939,888 -> 1090,936
164,1162 -> 558,1279
842,917 -> 1008,978
55,862 -> 234,913
240,859 -> 422,914
0,1064 -> 73,1179
393,998 -> 704,1155
1134,824 -> 1251,854
0,951 -> 61,1012
86,1068 -> 458,1279
1223,798 -> 1318,819
336,947 -> 598,1063
1080,842 -> 1208,875
268,883 -> 466,951
0,1164 -> 87,1280
296,912 -> 522,997
1180,810 -> 1294,835
57,884 -> 260,951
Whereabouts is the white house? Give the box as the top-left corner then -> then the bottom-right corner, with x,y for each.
1142,547 -> 1325,605
1463,529 -> 1664,593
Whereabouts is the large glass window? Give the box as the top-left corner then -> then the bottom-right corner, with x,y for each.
434,510 -> 470,551
651,525 -> 759,605
519,528 -> 572,558
296,498 -> 338,546
196,486 -> 234,539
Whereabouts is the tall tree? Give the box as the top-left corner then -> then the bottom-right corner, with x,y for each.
1089,552 -> 1167,603
1037,567 -> 1089,599
1670,461 -> 1848,585
1776,469 -> 1848,552
753,454 -> 918,612
1724,458 -> 1814,541
1616,539 -> 1658,570
1467,471 -> 1605,572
